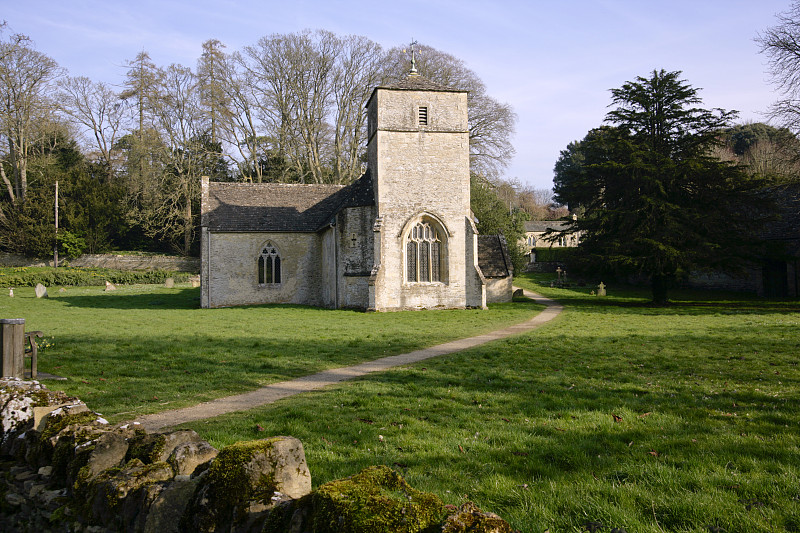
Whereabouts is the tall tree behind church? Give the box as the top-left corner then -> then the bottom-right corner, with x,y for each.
0,27 -> 63,206
383,44 -> 517,179
240,30 -> 384,184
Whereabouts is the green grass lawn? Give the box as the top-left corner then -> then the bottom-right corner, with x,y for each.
179,274 -> 800,533
0,283 -> 540,420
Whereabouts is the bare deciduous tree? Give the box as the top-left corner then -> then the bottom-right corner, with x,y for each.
0,28 -> 63,202
57,76 -> 124,180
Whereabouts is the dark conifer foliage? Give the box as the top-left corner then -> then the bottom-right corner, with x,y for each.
554,70 -> 768,304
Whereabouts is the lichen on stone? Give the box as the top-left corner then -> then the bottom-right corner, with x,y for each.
205,437 -> 280,514
308,465 -> 445,533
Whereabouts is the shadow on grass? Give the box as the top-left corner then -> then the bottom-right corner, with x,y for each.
516,275 -> 800,316
54,287 -> 346,313
53,287 -> 201,309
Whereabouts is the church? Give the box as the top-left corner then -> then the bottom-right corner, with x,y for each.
199,69 -> 512,310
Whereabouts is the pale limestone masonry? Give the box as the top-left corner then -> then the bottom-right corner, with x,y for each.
200,73 -> 510,310
366,76 -> 480,311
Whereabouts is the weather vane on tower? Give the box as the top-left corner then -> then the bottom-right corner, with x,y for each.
408,39 -> 419,75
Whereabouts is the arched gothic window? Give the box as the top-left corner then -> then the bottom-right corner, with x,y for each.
406,221 -> 444,283
258,243 -> 281,285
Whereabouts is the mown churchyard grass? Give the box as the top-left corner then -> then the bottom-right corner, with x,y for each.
183,273 -> 800,532
0,283 -> 540,420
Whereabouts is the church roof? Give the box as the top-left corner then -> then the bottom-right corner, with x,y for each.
477,234 -> 513,278
379,74 -> 465,93
203,171 -> 375,233
524,220 -> 570,233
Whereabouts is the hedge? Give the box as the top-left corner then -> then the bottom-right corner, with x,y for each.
0,267 -> 193,288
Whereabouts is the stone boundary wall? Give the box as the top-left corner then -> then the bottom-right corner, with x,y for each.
524,261 -> 565,273
0,378 -> 514,533
0,253 -> 200,273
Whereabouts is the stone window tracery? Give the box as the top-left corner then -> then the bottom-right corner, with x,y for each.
406,221 -> 443,283
258,242 -> 281,285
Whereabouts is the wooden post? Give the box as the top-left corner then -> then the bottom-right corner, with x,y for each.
1,318 -> 25,378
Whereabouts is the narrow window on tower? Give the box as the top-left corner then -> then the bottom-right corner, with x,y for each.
418,106 -> 428,126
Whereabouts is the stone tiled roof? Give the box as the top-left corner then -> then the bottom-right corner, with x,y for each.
524,220 -> 570,233
380,74 -> 464,93
477,234 -> 513,278
203,171 -> 375,232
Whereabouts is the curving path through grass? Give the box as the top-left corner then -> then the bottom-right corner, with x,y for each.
132,289 -> 563,431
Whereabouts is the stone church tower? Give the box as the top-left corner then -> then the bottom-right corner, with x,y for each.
366,71 -> 485,310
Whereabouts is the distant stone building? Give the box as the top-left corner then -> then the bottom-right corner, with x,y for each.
522,219 -> 580,267
200,70 -> 512,310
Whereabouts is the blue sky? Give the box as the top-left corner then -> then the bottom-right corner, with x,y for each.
3,0 -> 792,189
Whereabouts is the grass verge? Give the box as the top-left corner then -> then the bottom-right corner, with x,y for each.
182,274 -> 800,532
1,283 -> 540,421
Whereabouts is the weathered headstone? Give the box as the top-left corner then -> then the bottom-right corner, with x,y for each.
597,282 -> 606,297
58,287 -> 66,293
189,275 -> 200,288
104,281 -> 116,291
34,284 -> 48,299
8,288 -> 13,297
164,278 -> 174,288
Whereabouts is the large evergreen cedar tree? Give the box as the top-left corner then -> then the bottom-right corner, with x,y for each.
554,70 -> 767,304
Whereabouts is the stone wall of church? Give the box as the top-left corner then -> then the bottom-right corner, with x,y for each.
201,231 -> 325,308
337,205 -> 376,309
368,88 -> 473,311
486,277 -> 514,303
465,218 -> 487,308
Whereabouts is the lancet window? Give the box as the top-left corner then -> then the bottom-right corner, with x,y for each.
258,243 -> 281,285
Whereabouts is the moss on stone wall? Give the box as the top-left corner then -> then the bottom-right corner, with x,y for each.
309,465 -> 444,533
205,438 -> 281,517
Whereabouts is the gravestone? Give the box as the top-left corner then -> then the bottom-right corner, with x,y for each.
34,284 -> 48,298
189,275 -> 200,288
104,281 -> 116,291
597,282 -> 606,297
164,277 -> 174,288
8,288 -> 13,297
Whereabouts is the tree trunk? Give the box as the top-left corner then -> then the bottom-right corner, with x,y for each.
183,178 -> 192,256
651,274 -> 671,305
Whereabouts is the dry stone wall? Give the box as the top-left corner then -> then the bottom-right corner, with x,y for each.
0,378 -> 514,533
0,253 -> 199,273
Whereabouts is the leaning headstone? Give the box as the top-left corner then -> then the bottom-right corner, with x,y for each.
104,281 -> 116,291
164,277 -> 174,288
597,282 -> 606,297
34,283 -> 48,298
